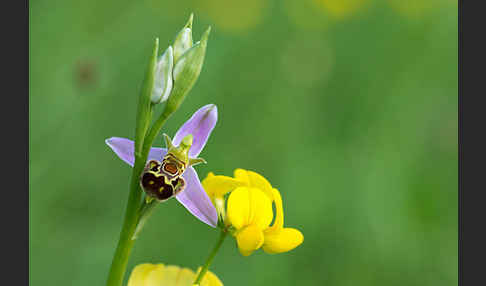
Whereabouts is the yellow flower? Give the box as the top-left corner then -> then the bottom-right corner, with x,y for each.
127,263 -> 223,286
202,169 -> 304,256
203,169 -> 273,202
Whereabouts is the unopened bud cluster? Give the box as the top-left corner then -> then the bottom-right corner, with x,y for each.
151,13 -> 211,110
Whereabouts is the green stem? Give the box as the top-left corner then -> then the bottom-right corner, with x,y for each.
141,108 -> 172,158
193,230 -> 228,285
106,107 -> 174,286
105,156 -> 146,286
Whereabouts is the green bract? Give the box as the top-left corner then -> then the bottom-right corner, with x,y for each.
168,26 -> 211,113
173,13 -> 194,63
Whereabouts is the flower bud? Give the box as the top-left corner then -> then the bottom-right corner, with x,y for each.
173,13 -> 193,63
151,46 -> 174,104
166,26 -> 211,113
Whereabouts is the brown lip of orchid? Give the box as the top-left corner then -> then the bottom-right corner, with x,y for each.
139,133 -> 206,202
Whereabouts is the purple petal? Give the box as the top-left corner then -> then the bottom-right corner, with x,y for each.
173,104 -> 218,157
105,137 -> 167,167
177,166 -> 218,227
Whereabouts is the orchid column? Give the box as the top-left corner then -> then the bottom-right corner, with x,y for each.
105,14 -> 214,286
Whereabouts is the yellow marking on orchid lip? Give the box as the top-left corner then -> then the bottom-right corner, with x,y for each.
147,170 -> 162,177
159,186 -> 165,193
164,176 -> 173,185
149,181 -> 154,185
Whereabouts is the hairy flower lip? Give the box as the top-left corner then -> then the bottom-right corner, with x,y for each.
106,104 -> 219,227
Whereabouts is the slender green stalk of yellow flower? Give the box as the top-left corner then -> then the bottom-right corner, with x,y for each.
193,230 -> 228,285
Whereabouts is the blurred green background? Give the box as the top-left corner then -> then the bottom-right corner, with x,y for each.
29,0 -> 457,285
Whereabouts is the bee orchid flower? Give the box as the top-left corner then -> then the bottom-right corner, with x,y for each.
106,104 -> 219,227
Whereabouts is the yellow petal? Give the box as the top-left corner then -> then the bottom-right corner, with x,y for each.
144,264 -> 167,286
127,263 -> 160,286
155,265 -> 180,285
206,172 -> 216,180
204,270 -> 224,286
262,228 -> 304,254
247,188 -> 273,229
267,188 -> 284,231
176,268 -> 195,286
227,187 -> 273,230
236,224 -> 264,256
233,168 -> 250,184
227,187 -> 251,229
202,172 -> 216,197
202,173 -> 247,198
246,170 -> 274,200
129,263 -> 222,286
195,268 -> 224,286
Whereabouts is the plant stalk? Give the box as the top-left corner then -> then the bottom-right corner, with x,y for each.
106,108 -> 173,286
193,230 -> 228,285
